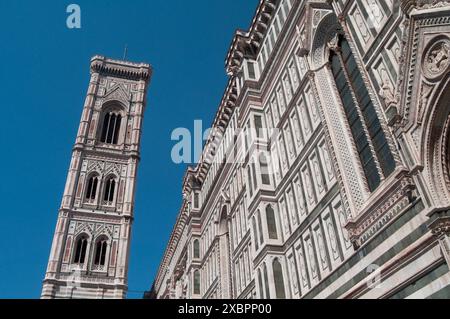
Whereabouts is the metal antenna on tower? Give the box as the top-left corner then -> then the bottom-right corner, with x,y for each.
123,44 -> 128,60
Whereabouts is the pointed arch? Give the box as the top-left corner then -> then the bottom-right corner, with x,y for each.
329,35 -> 395,191
103,174 -> 117,205
272,258 -> 286,299
98,101 -> 126,145
73,233 -> 89,265
422,76 -> 450,206
85,173 -> 100,203
262,262 -> 270,299
93,235 -> 109,267
193,270 -> 201,295
193,239 -> 200,259
265,204 -> 278,240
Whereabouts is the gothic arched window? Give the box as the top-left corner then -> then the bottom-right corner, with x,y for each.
259,153 -> 271,185
257,210 -> 264,246
257,269 -> 264,299
193,270 -> 201,295
263,262 -> 270,299
100,111 -> 122,145
266,205 -> 278,240
103,176 -> 116,204
329,36 -> 395,191
93,237 -> 108,266
273,258 -> 286,299
73,235 -> 88,264
252,216 -> 259,251
193,239 -> 200,259
247,166 -> 253,197
85,174 -> 99,203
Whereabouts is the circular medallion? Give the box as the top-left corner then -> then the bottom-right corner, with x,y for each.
423,38 -> 450,80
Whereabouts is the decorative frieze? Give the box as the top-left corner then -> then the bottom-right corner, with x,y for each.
346,171 -> 417,246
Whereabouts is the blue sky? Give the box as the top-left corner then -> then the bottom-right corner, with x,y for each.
0,0 -> 258,298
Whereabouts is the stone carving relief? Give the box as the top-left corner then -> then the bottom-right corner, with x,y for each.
364,0 -> 385,30
295,178 -> 307,219
379,69 -> 397,108
350,4 -> 372,45
296,244 -> 309,289
288,255 -> 299,294
102,80 -> 132,107
410,0 -> 450,11
105,162 -> 121,177
88,160 -> 104,174
423,38 -> 450,80
288,189 -> 299,226
72,221 -> 116,239
443,115 -> 450,192
387,35 -> 402,71
417,82 -> 434,124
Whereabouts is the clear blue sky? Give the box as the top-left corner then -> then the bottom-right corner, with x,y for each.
0,0 -> 258,298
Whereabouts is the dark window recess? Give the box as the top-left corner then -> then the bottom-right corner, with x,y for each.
273,259 -> 286,299
248,61 -> 256,79
263,263 -> 270,298
194,271 -> 201,294
103,177 -> 116,203
101,112 -> 122,145
94,239 -> 107,266
247,166 -> 253,197
257,211 -> 264,245
85,175 -> 99,200
330,37 -> 395,192
266,205 -> 278,239
252,217 -> 259,251
254,115 -> 263,138
74,236 -> 88,264
251,162 -> 258,190
193,240 -> 200,259
194,193 -> 199,208
259,153 -> 271,185
258,269 -> 265,298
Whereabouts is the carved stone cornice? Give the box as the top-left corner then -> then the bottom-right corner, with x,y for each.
225,0 -> 279,75
90,55 -> 152,81
401,0 -> 450,15
427,208 -> 450,236
346,170 -> 417,247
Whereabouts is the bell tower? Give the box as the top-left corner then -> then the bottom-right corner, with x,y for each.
41,56 -> 152,299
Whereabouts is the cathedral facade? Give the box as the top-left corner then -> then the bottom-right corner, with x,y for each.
152,0 -> 450,299
42,56 -> 152,299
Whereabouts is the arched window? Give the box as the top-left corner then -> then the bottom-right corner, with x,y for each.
266,205 -> 278,240
252,217 -> 259,251
100,111 -> 122,145
103,176 -> 116,204
257,269 -> 265,299
93,237 -> 108,266
85,174 -> 99,202
193,239 -> 200,259
273,258 -> 286,299
257,210 -> 264,246
263,263 -> 270,299
259,153 -> 271,185
252,162 -> 258,190
247,166 -> 253,197
73,235 -> 88,264
329,36 -> 395,191
193,270 -> 201,295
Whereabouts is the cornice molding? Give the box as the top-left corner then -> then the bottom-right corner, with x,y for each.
90,55 -> 152,81
225,0 -> 279,75
401,0 -> 450,15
